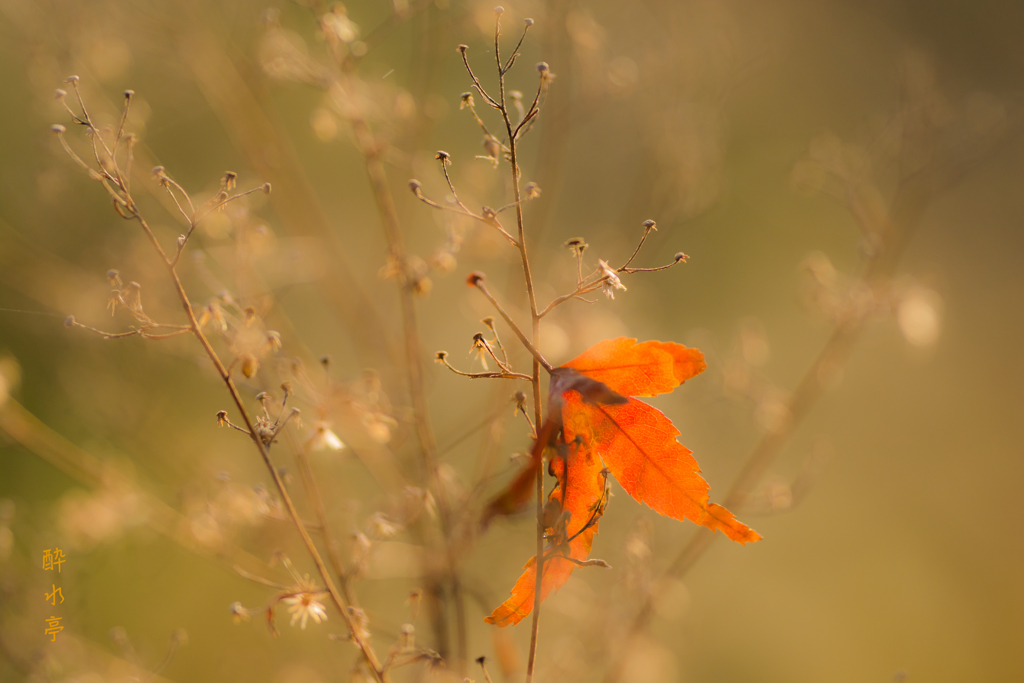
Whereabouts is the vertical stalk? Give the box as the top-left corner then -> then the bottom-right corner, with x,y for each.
493,13 -> 545,680
348,113 -> 468,674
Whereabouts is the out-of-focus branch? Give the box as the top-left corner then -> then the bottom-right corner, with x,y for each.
600,102 -> 1012,683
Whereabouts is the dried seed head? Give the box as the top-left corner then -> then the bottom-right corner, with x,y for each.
481,206 -> 497,223
261,182 -> 272,194
55,89 -> 67,99
525,182 -> 541,199
435,150 -> 450,163
565,237 -> 588,254
457,44 -> 468,54
243,306 -> 258,325
536,62 -> 549,72
435,351 -> 448,362
223,171 -> 238,191
50,124 -> 66,134
265,330 -> 283,353
481,316 -> 496,332
241,354 -> 260,379
525,18 -> 534,26
494,6 -> 504,14
216,410 -> 229,426
466,271 -> 485,287
107,269 -> 122,286
400,623 -> 415,650
674,252 -> 689,263
460,92 -> 474,109
642,219 -> 657,232
177,235 -> 186,246
255,391 -> 269,403
65,75 -> 80,84
408,179 -> 422,195
320,355 -> 331,368
513,390 -> 527,415
64,315 -> 75,328
123,89 -> 134,100
280,381 -> 293,395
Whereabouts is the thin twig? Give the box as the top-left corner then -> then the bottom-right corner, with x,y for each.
470,278 -> 552,372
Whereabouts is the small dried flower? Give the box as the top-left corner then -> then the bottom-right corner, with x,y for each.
466,271 -> 485,287
264,330 -> 283,353
366,512 -> 402,538
460,92 -> 474,109
347,606 -> 371,644
241,354 -> 260,378
64,315 -> 75,328
598,259 -> 626,299
283,592 -> 329,629
525,182 -> 541,199
280,381 -> 293,396
481,317 -> 496,332
408,179 -> 422,196
311,422 -> 344,451
674,252 -> 689,263
54,89 -> 66,99
261,182 -> 272,194
435,351 -> 448,363
513,390 -> 527,416
216,410 -> 229,426
400,623 -> 415,650
642,219 -> 657,232
471,332 -> 490,370
435,150 -> 450,164
50,124 -> 66,134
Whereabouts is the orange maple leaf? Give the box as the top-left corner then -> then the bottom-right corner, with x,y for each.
485,338 -> 761,627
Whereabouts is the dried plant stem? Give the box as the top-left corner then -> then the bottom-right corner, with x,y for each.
288,433 -> 359,607
493,15 -> 546,681
348,113 -> 468,673
128,210 -> 389,682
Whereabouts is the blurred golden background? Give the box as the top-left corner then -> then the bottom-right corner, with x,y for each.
1,0 -> 1023,681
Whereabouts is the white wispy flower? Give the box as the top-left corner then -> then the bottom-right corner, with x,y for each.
598,259 -> 626,299
311,422 -> 345,451
283,592 -> 329,629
